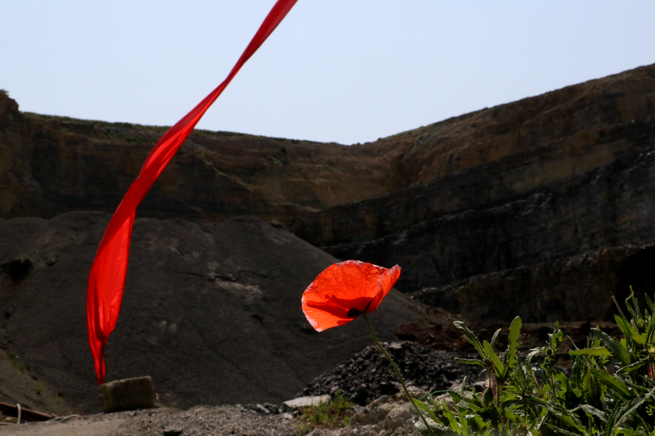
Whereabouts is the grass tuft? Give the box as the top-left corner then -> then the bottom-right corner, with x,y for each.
295,391 -> 354,436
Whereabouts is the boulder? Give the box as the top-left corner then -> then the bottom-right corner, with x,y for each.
99,376 -> 155,413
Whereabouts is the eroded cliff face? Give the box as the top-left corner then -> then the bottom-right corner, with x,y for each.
2,63 -> 655,323
0,96 -> 407,221
311,65 -> 655,321
294,65 -> 655,247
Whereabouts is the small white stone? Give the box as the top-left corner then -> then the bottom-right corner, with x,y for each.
283,395 -> 331,409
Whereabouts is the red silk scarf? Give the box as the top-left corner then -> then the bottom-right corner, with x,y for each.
87,0 -> 298,384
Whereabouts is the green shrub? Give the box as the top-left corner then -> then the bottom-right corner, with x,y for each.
414,290 -> 655,435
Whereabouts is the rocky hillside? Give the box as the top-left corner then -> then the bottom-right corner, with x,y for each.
0,212 -> 421,412
2,63 -> 655,323
0,94 -> 404,221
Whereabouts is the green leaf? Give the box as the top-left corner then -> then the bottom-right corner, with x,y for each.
453,321 -> 487,360
501,347 -> 510,379
508,316 -> 522,369
590,369 -> 632,399
555,371 -> 570,396
615,313 -> 648,344
570,353 -> 585,393
645,293 -> 655,314
545,424 -> 582,436
513,357 -> 527,386
502,408 -> 519,424
490,328 -> 502,349
647,315 -> 655,345
483,340 -> 504,376
440,399 -> 460,432
469,414 -> 487,432
632,332 -> 647,344
456,409 -> 469,434
632,333 -> 647,345
568,347 -> 612,356
616,358 -> 648,374
447,391 -> 462,404
460,394 -> 485,412
583,370 -> 601,406
571,404 -> 607,422
590,328 -> 631,365
613,295 -> 631,325
550,322 -> 564,350
607,387 -> 655,435
483,385 -> 494,405
500,391 -> 520,403
523,395 -> 583,431
624,288 -> 645,330
615,314 -> 637,339
413,398 -> 438,423
617,430 -> 641,436
454,358 -> 484,367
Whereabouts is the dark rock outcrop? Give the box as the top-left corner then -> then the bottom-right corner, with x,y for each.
327,147 -> 655,306
411,244 -> 655,323
0,212 -> 422,412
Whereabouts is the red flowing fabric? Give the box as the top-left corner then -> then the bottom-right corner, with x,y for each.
87,0 -> 298,384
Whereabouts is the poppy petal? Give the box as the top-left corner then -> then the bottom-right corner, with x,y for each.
368,264 -> 401,312
301,261 -> 401,332
301,294 -> 353,332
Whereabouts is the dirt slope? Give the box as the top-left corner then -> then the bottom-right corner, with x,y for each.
0,212 -> 422,413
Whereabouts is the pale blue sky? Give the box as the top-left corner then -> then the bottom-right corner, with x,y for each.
2,1 -> 654,144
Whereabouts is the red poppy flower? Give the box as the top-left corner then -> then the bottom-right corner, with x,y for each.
302,260 -> 401,332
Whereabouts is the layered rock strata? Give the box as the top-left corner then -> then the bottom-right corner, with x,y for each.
411,244 -> 655,323
2,64 -> 655,323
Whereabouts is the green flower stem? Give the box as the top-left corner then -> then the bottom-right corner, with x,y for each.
363,313 -> 435,436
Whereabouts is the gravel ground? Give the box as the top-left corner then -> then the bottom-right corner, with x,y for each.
0,341 -> 484,435
0,405 -> 298,436
0,401 -> 419,436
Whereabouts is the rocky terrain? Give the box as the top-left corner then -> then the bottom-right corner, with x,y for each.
2,63 -> 655,433
0,212 -> 422,414
3,64 -> 655,324
0,405 -> 300,436
300,341 -> 482,405
0,399 -> 421,436
0,341 -> 481,436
